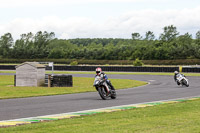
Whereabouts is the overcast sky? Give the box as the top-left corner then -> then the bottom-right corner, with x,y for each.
0,0 -> 200,40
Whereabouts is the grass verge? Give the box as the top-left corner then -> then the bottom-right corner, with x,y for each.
1,99 -> 200,132
0,75 -> 147,99
47,71 -> 200,76
1,70 -> 200,76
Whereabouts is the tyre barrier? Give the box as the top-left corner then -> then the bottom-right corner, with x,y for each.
46,66 -> 179,72
182,67 -> 200,73
1,65 -> 200,73
0,65 -> 15,70
45,74 -> 73,87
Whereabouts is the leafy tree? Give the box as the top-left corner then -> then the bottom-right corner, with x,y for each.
132,33 -> 142,40
12,32 -> 34,58
0,33 -> 13,58
177,32 -> 192,44
175,33 -> 193,59
195,30 -> 200,44
48,48 -> 65,59
196,31 -> 200,39
33,31 -> 55,58
144,31 -> 155,40
159,25 -> 179,42
11,31 -> 55,59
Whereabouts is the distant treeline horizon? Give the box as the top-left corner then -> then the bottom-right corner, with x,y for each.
0,25 -> 200,61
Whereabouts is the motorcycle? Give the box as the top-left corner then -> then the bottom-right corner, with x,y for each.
93,76 -> 116,100
176,74 -> 189,87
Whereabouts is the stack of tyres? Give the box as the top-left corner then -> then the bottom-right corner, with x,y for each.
51,75 -> 73,87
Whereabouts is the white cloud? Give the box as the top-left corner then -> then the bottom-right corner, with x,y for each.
0,0 -> 182,8
102,7 -> 200,38
0,6 -> 200,40
0,0 -> 125,8
0,0 -> 70,8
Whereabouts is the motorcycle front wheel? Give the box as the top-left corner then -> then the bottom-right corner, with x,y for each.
182,79 -> 189,87
98,86 -> 109,100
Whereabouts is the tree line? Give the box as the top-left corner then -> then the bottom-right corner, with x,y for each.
0,25 -> 200,60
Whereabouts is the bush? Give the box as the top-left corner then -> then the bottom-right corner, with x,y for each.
1,58 -> 200,65
70,60 -> 78,66
133,58 -> 143,66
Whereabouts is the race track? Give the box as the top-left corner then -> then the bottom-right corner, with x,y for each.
0,74 -> 200,121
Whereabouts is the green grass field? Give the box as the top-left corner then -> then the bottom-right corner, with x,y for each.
47,71 -> 200,76
1,71 -> 200,132
0,75 -> 147,99
1,70 -> 200,76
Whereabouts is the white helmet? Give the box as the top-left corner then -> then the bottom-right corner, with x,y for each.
174,71 -> 179,74
96,67 -> 102,75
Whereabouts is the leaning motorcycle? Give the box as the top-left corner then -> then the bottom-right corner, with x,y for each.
93,76 -> 116,100
176,74 -> 189,87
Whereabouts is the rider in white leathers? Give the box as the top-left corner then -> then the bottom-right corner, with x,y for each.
174,71 -> 186,85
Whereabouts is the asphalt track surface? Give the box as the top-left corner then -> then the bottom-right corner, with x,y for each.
0,73 -> 200,121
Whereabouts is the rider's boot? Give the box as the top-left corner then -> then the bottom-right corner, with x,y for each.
110,84 -> 116,94
106,80 -> 116,95
177,81 -> 181,86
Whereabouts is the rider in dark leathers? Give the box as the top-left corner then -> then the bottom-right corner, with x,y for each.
95,67 -> 115,92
